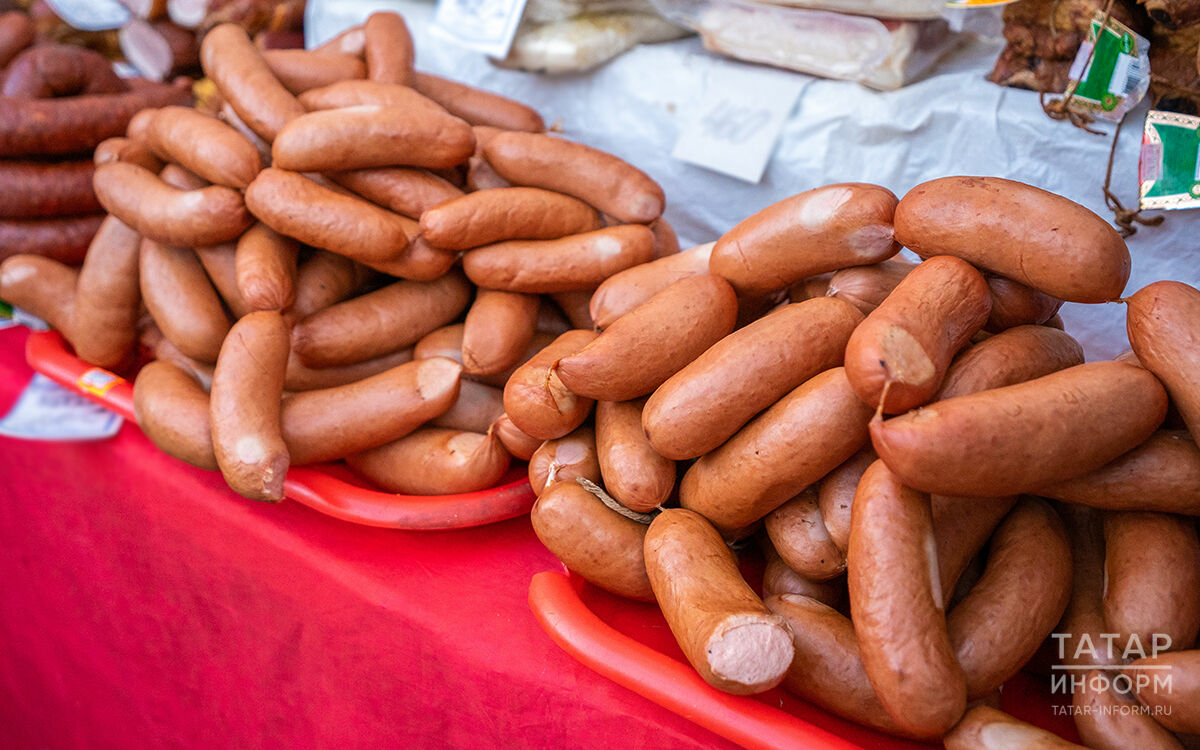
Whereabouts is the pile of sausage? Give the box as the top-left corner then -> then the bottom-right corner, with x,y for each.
0,10 -> 191,263
525,176 -> 1200,748
0,10 -> 682,504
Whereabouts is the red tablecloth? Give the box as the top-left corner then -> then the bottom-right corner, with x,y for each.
0,326 -> 737,750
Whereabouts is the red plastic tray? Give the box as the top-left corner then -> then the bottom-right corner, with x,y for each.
26,329 -> 537,530
528,567 -> 1082,750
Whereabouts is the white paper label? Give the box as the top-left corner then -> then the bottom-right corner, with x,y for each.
431,0 -> 530,57
672,66 -> 805,184
0,374 -> 123,441
43,0 -> 130,31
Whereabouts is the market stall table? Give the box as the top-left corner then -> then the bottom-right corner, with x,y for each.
0,325 -> 739,749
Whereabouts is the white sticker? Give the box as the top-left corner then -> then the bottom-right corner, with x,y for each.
431,0 -> 530,57
672,66 -> 805,184
0,374 -> 123,441
43,0 -> 130,31
1108,52 -> 1132,96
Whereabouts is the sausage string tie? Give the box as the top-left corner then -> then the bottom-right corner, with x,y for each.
575,477 -> 657,524
1040,0 -> 1117,135
1102,112 -> 1163,238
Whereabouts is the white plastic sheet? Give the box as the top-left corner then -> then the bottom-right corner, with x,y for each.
308,0 -> 1200,359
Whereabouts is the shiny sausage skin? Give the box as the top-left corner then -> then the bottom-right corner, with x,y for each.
363,11 -> 414,86
944,706 -> 1088,749
644,509 -> 795,695
643,296 -> 863,460
765,488 -> 845,581
281,357 -> 461,464
843,255 -> 991,413
1,44 -> 127,98
0,159 -> 100,218
328,166 -> 462,220
484,131 -> 663,224
1125,650 -> 1200,734
209,311 -> 291,502
528,425 -> 600,496
94,137 -> 163,173
947,498 -> 1072,699
346,427 -> 511,495
414,72 -> 544,132
531,479 -> 654,601
595,398 -> 674,513
235,222 -> 298,312
288,250 -> 363,321
680,368 -> 874,537
711,183 -> 900,297
133,360 -> 218,471
0,215 -> 103,264
894,176 -> 1130,303
492,413 -> 542,461
71,216 -> 141,369
870,362 -> 1168,496
139,239 -> 232,363
816,447 -> 875,553
1127,280 -> 1200,444
0,253 -> 78,333
934,325 -> 1084,401
932,494 -> 1018,599
555,274 -> 737,402
420,187 -> 602,251
589,241 -> 713,330
261,49 -> 366,94
826,258 -> 916,315
201,23 -> 305,142
193,243 -> 252,320
284,347 -> 414,392
502,329 -> 598,440
847,459 -> 966,737
143,105 -> 262,189
760,540 -> 845,607
985,275 -> 1062,332
461,290 -> 540,376
431,379 -> 505,434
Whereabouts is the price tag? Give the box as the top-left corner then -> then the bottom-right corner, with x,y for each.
1064,12 -> 1149,122
1140,110 -> 1200,211
672,66 -> 805,184
431,0 -> 530,57
0,374 -> 123,441
43,0 -> 129,31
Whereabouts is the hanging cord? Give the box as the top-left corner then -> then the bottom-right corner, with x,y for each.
1041,0 -> 1118,135
1101,112 -> 1163,237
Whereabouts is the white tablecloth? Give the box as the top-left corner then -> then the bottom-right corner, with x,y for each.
308,0 -> 1199,359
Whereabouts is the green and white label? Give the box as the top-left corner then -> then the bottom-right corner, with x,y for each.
1140,110 -> 1200,210
1065,12 -> 1149,121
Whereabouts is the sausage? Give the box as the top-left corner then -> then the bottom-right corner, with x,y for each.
363,11 -> 414,86
461,224 -> 655,294
414,72 -> 544,132
271,105 -> 474,172
313,24 -> 365,56
934,325 -> 1085,401
141,239 -> 232,363
0,11 -> 34,69
502,329 -> 598,440
118,17 -> 199,83
484,131 -> 663,224
764,594 -> 922,739
1073,668 -> 1185,750
555,274 -> 737,402
132,360 -> 218,470
288,250 -> 365,321
1039,430 -> 1200,513
420,187 -> 602,251
844,255 -> 992,413
461,289 -> 540,376
589,241 -> 713,330
235,222 -> 297,312
217,100 -> 272,164
261,49 -> 366,94
0,253 -> 77,333
826,258 -> 916,315
193,243 -> 252,319
947,498 -> 1072,699
1125,650 -> 1200,734
1,44 -> 127,98
94,137 -> 164,172
644,508 -> 794,694
0,215 -> 104,264
595,398 -> 674,513
0,79 -> 190,157
932,494 -> 1018,599
93,162 -> 251,247
209,310 -> 290,502
984,275 -> 1063,332
764,488 -> 844,581
281,357 -> 461,464
1056,505 -> 1120,669
643,297 -> 863,460
679,368 -> 874,536
381,232 -> 459,283
650,218 -> 680,259
872,362 -> 1168,496
787,272 -> 832,304
417,324 -> 555,389
531,479 -> 654,601
346,426 -> 511,495
846,459 -> 966,737
296,79 -> 449,118
142,105 -> 262,189
200,23 -> 306,142
816,447 -> 875,554
70,216 -> 141,369
283,346 -> 413,392
760,541 -> 845,607
711,183 -> 900,297
549,290 -> 595,330
0,159 -> 100,218
528,425 -> 600,496
944,706 -> 1088,749
1127,280 -> 1200,444
1103,511 -> 1200,655
291,272 -> 472,368
157,162 -> 208,191
245,167 -> 419,275
894,176 -> 1130,303
536,298 -> 572,336
431,379 -> 505,434
328,166 -> 463,220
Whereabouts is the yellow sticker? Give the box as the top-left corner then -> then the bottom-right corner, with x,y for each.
77,367 -> 125,397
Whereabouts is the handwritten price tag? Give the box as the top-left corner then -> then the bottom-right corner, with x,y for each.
0,374 -> 123,441
431,0 -> 530,57
673,66 -> 805,183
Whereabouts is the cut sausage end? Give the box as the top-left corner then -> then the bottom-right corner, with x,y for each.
705,615 -> 793,692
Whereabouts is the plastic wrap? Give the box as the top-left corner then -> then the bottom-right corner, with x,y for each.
496,12 -> 689,73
